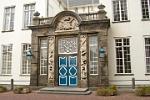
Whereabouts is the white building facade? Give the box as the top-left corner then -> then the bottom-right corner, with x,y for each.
0,0 -> 65,85
0,0 -> 150,88
69,0 -> 150,87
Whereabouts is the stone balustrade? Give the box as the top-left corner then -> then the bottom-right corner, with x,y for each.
32,4 -> 107,26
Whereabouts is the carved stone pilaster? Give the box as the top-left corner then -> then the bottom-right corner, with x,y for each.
80,35 -> 87,87
48,36 -> 55,86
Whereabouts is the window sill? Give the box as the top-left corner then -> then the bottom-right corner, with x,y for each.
20,74 -> 30,76
90,74 -> 99,76
141,19 -> 150,21
112,20 -> 131,23
0,74 -> 12,76
145,73 -> 150,75
2,30 -> 14,33
115,73 -> 134,76
40,74 -> 47,76
21,28 -> 30,31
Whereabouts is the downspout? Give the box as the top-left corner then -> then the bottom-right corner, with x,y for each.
66,0 -> 69,10
46,0 -> 49,17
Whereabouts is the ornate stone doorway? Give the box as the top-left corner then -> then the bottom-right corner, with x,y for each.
30,9 -> 110,88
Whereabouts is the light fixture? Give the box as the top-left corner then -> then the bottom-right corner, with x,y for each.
99,47 -> 105,57
26,47 -> 32,60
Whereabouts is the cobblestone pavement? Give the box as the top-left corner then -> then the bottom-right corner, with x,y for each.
0,91 -> 150,100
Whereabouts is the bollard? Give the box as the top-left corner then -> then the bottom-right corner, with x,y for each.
11,79 -> 14,90
132,78 -> 135,89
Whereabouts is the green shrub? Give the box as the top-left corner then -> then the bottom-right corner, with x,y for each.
13,87 -> 23,94
13,86 -> 31,94
135,87 -> 145,96
135,86 -> 150,96
109,85 -> 117,90
96,88 -> 106,96
21,86 -> 32,94
96,85 -> 117,96
0,86 -> 7,93
109,85 -> 117,95
145,86 -> 150,94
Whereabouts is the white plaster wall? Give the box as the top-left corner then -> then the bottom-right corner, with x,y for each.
48,0 -> 64,17
0,0 -> 64,85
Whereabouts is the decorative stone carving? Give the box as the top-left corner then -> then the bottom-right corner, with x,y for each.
80,35 -> 87,80
56,16 -> 79,31
48,36 -> 55,86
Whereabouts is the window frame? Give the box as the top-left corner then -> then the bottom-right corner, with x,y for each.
88,35 -> 99,75
112,0 -> 129,22
23,3 -> 35,29
39,38 -> 48,75
141,0 -> 150,20
144,36 -> 150,74
1,44 -> 13,75
3,6 -> 15,31
21,43 -> 31,75
115,37 -> 132,74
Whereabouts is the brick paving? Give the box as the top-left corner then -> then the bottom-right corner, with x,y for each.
0,91 -> 150,100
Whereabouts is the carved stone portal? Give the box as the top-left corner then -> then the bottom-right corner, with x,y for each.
80,35 -> 88,87
48,36 -> 55,86
56,16 -> 79,31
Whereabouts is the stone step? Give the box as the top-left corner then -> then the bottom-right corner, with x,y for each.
39,90 -> 91,95
40,87 -> 88,92
39,87 -> 91,95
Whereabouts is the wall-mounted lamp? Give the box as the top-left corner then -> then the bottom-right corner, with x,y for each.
26,47 -> 32,60
99,47 -> 105,58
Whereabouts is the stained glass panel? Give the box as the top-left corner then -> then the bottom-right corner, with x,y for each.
58,37 -> 78,54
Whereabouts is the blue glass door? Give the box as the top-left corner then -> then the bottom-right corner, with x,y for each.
59,55 -> 77,86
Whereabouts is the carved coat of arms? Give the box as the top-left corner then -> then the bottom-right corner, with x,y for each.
56,16 -> 79,31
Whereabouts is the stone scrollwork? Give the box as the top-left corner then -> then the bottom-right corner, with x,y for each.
56,16 -> 79,31
48,36 -> 55,85
80,35 -> 87,80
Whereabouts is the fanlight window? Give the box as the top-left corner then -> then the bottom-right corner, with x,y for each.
58,37 -> 78,54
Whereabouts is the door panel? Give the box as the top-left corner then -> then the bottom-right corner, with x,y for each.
58,55 -> 77,86
59,57 -> 67,86
68,56 -> 77,86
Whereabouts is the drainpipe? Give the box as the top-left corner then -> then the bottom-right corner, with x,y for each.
46,0 -> 49,17
66,0 -> 69,10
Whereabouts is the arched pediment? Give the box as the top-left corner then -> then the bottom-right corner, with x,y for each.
51,11 -> 81,32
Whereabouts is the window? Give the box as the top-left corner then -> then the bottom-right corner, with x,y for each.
141,0 -> 150,19
115,38 -> 131,73
23,3 -> 35,29
82,7 -> 85,13
75,8 -> 78,13
21,43 -> 31,75
89,36 -> 98,75
90,6 -> 94,11
3,6 -> 15,31
58,37 -> 78,54
1,44 -> 13,75
40,39 -> 48,75
112,0 -> 128,21
145,37 -> 150,73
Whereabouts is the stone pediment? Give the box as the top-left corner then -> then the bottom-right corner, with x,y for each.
55,16 -> 79,32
